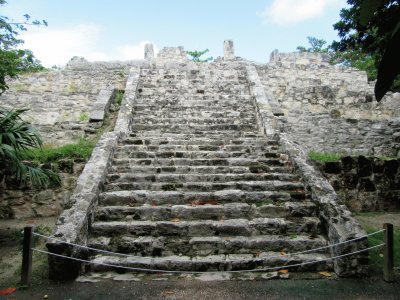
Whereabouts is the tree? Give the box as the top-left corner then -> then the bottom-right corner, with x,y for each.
186,49 -> 213,62
296,37 -> 330,53
0,0 -> 47,94
0,107 -> 59,187
332,0 -> 400,101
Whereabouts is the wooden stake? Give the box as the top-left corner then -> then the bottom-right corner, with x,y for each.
21,225 -> 34,286
383,223 -> 394,283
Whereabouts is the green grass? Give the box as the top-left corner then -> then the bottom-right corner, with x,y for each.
309,151 -> 398,162
22,139 -> 96,164
113,90 -> 125,106
358,221 -> 400,273
376,156 -> 397,161
308,151 -> 341,162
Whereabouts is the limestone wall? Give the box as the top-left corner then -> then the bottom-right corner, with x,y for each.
0,57 -> 146,145
0,160 -> 84,219
278,114 -> 400,156
155,46 -> 189,66
257,51 -> 400,157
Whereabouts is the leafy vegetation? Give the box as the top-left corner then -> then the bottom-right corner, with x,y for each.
0,0 -> 47,94
331,0 -> 400,100
308,151 -> 341,162
186,49 -> 213,62
0,107 -> 59,187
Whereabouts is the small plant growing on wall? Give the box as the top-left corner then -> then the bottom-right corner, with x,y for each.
79,112 -> 89,122
187,49 -> 213,62
113,90 -> 125,106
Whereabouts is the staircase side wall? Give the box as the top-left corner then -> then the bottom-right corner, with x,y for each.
46,67 -> 140,280
246,65 -> 369,277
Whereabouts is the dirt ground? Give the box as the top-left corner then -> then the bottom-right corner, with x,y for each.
0,217 -> 57,288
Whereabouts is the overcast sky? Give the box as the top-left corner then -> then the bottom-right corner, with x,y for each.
3,0 -> 348,67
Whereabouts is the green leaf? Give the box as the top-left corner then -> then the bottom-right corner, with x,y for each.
359,0 -> 385,26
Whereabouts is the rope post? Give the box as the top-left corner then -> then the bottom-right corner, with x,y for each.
21,225 -> 34,286
383,223 -> 394,283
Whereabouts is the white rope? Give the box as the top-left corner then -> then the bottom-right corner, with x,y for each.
32,243 -> 384,274
32,229 -> 385,261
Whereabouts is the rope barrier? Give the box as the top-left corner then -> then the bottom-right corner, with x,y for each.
32,229 -> 385,261
31,243 -> 384,274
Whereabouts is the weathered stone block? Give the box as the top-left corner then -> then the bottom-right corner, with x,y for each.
224,40 -> 235,60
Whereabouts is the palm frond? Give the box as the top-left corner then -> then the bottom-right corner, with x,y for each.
0,106 -> 59,187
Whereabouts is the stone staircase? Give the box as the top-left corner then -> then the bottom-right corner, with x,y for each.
86,64 -> 332,274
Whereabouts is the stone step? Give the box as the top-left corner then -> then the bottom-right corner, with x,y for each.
95,202 -> 316,222
106,173 -> 298,185
104,180 -> 304,193
113,150 -> 280,160
136,87 -> 250,96
116,144 -> 278,152
131,117 -> 257,126
140,68 -> 246,76
139,77 -> 248,84
108,165 -> 290,175
91,217 -> 321,238
133,96 -> 254,102
122,136 -> 276,146
111,158 -> 285,168
88,234 -> 327,257
132,106 -> 255,116
128,131 -> 266,140
138,77 -> 248,84
130,124 -> 258,132
133,111 -> 256,119
133,98 -> 254,106
98,190 -> 306,207
138,78 -> 248,85
128,131 -> 267,140
89,252 -> 332,273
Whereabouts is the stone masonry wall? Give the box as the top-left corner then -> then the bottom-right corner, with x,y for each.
278,114 -> 400,157
155,46 -> 189,65
315,157 -> 400,212
0,160 -> 85,219
0,57 -> 147,145
257,51 -> 400,157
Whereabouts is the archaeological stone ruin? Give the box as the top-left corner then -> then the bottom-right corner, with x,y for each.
1,40 -> 399,279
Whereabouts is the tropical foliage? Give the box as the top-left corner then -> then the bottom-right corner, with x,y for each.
0,107 -> 59,187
